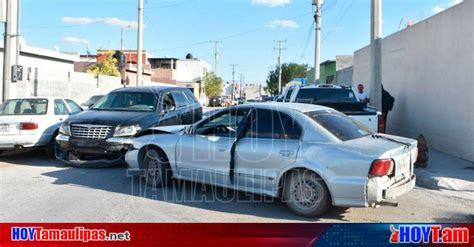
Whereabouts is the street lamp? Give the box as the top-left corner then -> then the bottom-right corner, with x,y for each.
120,24 -> 134,51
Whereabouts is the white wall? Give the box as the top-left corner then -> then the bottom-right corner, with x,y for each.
174,59 -> 211,82
352,1 -> 474,161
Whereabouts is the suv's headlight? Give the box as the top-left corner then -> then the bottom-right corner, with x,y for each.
114,125 -> 142,137
59,122 -> 70,136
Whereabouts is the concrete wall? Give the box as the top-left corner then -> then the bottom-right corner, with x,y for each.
352,1 -> 474,161
336,66 -> 353,86
16,71 -> 123,104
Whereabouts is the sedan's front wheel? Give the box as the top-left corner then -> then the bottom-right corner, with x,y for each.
284,170 -> 331,217
143,148 -> 171,188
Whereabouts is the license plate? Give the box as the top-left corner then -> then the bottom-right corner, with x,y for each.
0,124 -> 9,133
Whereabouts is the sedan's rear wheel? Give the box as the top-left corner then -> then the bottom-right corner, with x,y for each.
143,148 -> 171,188
284,170 -> 331,217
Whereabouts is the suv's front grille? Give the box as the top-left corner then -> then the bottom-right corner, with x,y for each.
70,124 -> 112,139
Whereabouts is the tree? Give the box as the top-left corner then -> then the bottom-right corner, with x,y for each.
203,73 -> 223,97
87,50 -> 121,77
266,63 -> 308,95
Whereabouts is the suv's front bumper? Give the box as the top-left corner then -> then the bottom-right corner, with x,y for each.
56,134 -> 133,167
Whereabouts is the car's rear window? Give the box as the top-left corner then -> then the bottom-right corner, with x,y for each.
0,98 -> 48,116
306,110 -> 372,141
296,88 -> 357,103
91,92 -> 157,112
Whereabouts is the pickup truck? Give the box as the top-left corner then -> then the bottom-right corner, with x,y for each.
289,85 -> 383,133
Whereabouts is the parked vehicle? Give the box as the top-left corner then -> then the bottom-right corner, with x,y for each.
56,86 -> 202,167
236,97 -> 246,105
81,95 -> 104,110
289,85 -> 383,133
120,103 -> 417,217
262,96 -> 274,102
0,97 -> 82,158
209,96 -> 224,107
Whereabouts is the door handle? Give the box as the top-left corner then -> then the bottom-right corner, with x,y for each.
218,146 -> 227,152
279,150 -> 294,157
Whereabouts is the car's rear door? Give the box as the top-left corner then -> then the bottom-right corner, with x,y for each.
171,90 -> 193,125
234,109 -> 302,192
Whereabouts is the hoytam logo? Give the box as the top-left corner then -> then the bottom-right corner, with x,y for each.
390,225 -> 469,244
11,227 -> 131,242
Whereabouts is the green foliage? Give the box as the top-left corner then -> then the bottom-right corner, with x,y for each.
203,73 -> 223,97
87,50 -> 121,77
266,63 -> 308,95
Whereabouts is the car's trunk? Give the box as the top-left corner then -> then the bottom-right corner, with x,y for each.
343,134 -> 418,179
0,116 -> 40,136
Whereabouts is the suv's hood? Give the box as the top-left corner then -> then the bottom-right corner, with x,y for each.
66,110 -> 156,127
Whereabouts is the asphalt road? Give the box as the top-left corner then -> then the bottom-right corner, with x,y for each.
0,150 -> 473,223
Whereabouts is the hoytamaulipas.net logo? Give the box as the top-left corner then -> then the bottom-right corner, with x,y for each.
11,226 -> 131,242
390,224 -> 469,244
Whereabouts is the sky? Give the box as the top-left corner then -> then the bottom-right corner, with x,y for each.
20,0 -> 462,84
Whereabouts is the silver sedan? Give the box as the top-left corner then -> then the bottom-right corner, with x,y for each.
116,103 -> 417,217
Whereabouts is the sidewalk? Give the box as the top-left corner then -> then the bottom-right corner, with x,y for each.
415,149 -> 474,201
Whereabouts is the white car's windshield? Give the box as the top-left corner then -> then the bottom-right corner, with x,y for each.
91,92 -> 157,112
0,98 -> 48,116
306,110 -> 372,141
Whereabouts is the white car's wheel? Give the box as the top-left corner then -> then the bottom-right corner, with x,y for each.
45,132 -> 60,159
284,170 -> 331,217
142,148 -> 171,188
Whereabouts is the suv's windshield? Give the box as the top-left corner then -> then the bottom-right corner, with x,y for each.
306,110 -> 372,141
0,98 -> 48,116
296,88 -> 357,103
91,92 -> 157,112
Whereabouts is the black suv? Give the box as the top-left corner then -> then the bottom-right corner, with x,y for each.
56,86 -> 202,167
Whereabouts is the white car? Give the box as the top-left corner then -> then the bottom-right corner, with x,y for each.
0,97 -> 82,158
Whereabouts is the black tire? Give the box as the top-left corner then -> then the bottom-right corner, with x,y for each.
283,170 -> 331,217
142,147 -> 171,188
45,131 -> 60,159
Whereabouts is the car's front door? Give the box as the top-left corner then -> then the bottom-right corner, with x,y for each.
158,91 -> 179,126
176,108 -> 249,186
234,109 -> 302,193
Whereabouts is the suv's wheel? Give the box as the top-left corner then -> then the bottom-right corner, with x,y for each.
45,132 -> 60,159
283,170 -> 331,217
142,148 -> 171,187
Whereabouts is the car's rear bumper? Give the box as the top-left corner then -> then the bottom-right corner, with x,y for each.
0,134 -> 49,149
366,174 -> 416,204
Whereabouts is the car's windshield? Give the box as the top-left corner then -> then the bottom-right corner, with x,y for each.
0,98 -> 48,116
296,88 -> 357,103
91,92 -> 157,112
306,110 -> 372,141
84,95 -> 104,106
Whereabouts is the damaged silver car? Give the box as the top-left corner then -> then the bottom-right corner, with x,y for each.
116,103 -> 417,217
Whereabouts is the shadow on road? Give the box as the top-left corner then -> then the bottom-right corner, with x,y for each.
40,166 -> 347,221
1,149 -> 348,221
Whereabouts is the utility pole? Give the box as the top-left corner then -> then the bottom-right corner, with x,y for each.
211,41 -> 222,76
2,0 -> 20,102
136,0 -> 143,87
370,0 -> 382,111
312,0 -> 323,84
274,40 -> 286,95
239,73 -> 245,98
230,64 -> 237,101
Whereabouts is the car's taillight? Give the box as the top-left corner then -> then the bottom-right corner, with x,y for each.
378,115 -> 385,133
369,159 -> 394,176
20,122 -> 38,130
